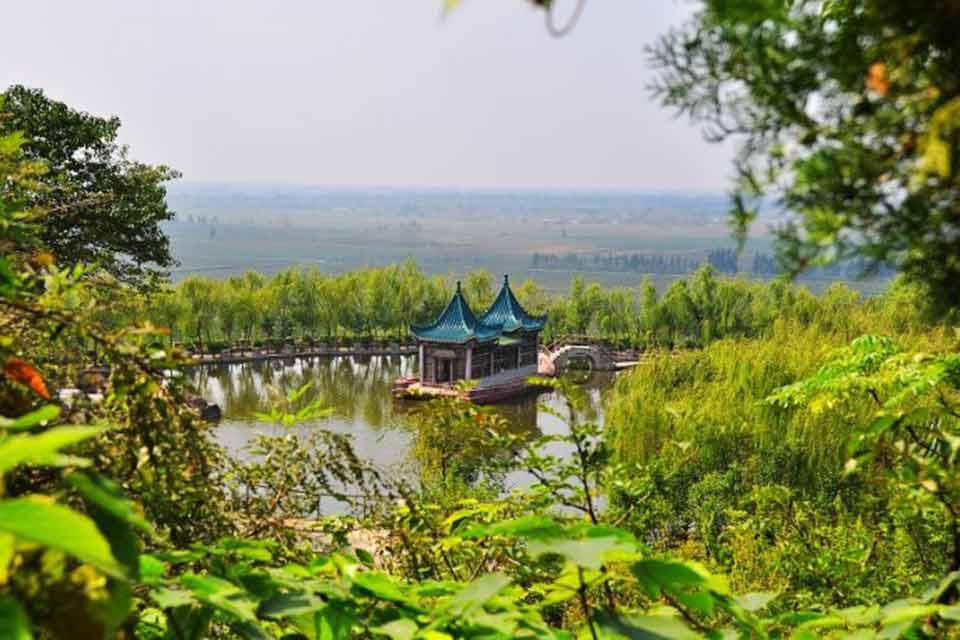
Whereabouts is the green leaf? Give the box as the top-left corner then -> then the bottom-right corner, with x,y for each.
0,597 -> 31,640
352,571 -> 411,605
215,537 -> 275,562
66,472 -> 155,536
939,604 -> 960,621
152,548 -> 208,564
150,587 -> 196,609
355,548 -> 374,566
230,621 -> 271,640
878,619 -> 916,640
632,560 -> 712,598
920,97 -> 960,178
139,555 -> 166,581
100,579 -> 133,639
69,471 -> 147,585
0,533 -> 13,583
879,601 -> 938,626
0,131 -> 26,156
461,515 -> 565,540
0,425 -> 105,474
834,605 -> 881,627
528,536 -> 634,570
442,506 -> 488,532
440,573 -> 511,616
180,574 -> 259,622
0,405 -> 60,432
314,603 -> 356,640
0,496 -> 124,578
373,618 -> 418,640
538,565 -> 581,606
465,609 -> 521,636
597,612 -> 700,639
413,581 -> 459,598
259,592 -> 327,618
925,571 -> 960,604
675,590 -> 715,617
173,606 -> 215,640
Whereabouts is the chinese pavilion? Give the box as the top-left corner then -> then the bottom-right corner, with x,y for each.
411,275 -> 546,386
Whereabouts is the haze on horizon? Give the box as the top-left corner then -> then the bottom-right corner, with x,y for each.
2,1 -> 732,191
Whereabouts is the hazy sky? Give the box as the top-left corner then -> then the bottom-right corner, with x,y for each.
3,1 -> 731,190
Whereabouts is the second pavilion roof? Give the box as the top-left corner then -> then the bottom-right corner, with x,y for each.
479,274 -> 547,334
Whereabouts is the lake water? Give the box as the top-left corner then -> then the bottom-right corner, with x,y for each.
194,355 -> 614,488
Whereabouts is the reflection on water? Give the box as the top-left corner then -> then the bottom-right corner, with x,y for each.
193,355 -> 614,479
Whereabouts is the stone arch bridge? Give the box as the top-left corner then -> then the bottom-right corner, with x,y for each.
538,341 -> 629,376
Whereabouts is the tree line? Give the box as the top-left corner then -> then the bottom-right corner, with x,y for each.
532,250 -> 704,274
137,259 -> 920,353
533,247 -> 899,280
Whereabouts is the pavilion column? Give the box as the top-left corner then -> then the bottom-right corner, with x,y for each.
418,343 -> 424,383
465,347 -> 472,381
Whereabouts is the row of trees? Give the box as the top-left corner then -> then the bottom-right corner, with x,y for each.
534,248 -> 901,281
145,260 -> 451,348
532,250 -> 710,275
752,251 -> 899,279
141,260 -> 918,351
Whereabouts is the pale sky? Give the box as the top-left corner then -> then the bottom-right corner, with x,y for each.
2,0 -> 731,190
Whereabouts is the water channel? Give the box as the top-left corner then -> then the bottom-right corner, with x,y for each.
193,354 -> 615,492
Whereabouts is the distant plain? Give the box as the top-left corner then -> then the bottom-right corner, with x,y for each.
165,183 -> 887,294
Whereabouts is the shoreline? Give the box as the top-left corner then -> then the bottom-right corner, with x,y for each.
187,345 -> 418,366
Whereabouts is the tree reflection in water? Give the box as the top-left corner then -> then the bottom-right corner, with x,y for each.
192,356 -> 614,489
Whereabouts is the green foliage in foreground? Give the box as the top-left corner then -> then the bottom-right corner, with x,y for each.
129,517 -> 960,640
6,353 -> 960,639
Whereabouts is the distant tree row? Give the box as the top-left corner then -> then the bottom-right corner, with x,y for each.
180,215 -> 220,225
532,248 -> 741,275
533,248 -> 897,281
752,252 -> 898,280
531,251 -> 704,274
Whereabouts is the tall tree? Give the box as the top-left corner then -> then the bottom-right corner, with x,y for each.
650,1 -> 960,313
0,85 -> 179,288
463,269 -> 495,311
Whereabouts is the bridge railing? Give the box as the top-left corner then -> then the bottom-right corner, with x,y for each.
543,334 -> 610,351
542,335 -> 640,361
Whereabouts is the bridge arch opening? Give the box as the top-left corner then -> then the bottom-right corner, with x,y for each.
561,353 -> 595,372
541,343 -> 621,378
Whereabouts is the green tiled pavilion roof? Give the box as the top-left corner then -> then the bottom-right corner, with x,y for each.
411,276 -> 546,344
479,275 -> 547,333
410,283 -> 500,344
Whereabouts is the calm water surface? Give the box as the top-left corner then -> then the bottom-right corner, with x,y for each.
194,355 -> 614,484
